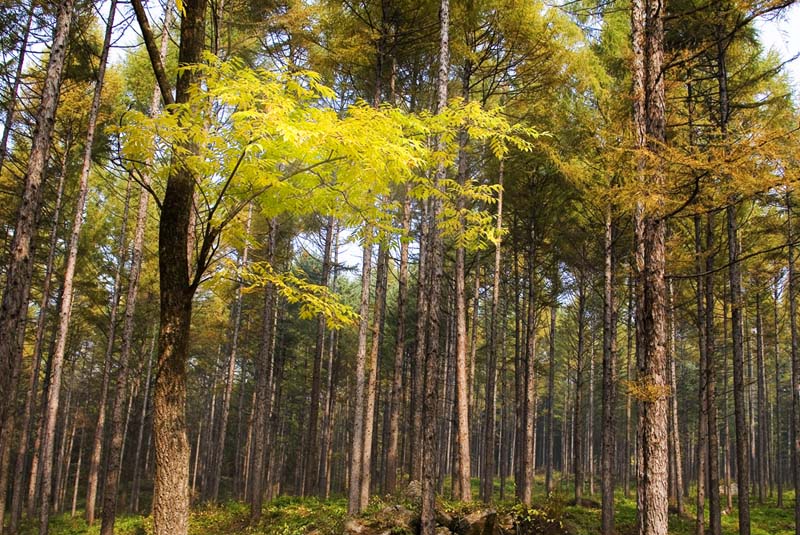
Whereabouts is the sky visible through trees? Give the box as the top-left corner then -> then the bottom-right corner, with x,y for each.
1,1 -> 800,535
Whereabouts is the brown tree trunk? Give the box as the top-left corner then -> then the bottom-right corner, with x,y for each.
421,1 -> 448,530
694,215 -> 707,535
601,208 -> 617,534
574,271 -> 586,504
0,1 -> 33,174
248,222 -> 277,522
0,3 -> 75,530
482,161 -> 504,502
522,241 -> 538,506
755,294 -> 767,504
348,236 -> 373,515
360,242 -> 388,509
705,213 -> 721,535
386,196 -> 410,494
786,193 -> 800,535
8,133 -> 70,534
667,286 -> 683,516
319,223 -> 340,496
131,331 -> 156,513
303,216 -> 333,496
631,0 -> 669,533
625,274 -> 634,498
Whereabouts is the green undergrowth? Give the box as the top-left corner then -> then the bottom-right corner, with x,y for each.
23,487 -> 796,534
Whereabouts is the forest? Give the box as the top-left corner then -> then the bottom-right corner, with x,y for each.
0,0 -> 799,534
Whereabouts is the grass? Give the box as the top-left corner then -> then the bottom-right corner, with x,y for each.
21,484 -> 796,534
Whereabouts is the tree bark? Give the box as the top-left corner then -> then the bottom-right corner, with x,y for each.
0,4 -> 75,530
631,1 -> 669,534
694,215 -> 707,535
601,208 -> 617,534
348,235 -> 373,514
705,213 -> 721,535
786,193 -> 800,535
574,271 -> 586,504
0,1 -> 33,175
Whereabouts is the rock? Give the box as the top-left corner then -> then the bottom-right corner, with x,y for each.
454,509 -> 500,535
404,480 -> 423,502
496,513 -> 515,534
375,505 -> 417,531
435,510 -> 454,529
436,526 -> 453,535
344,518 -> 371,535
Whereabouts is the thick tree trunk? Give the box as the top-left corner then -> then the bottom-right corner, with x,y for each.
705,213 -> 721,535
0,4 -> 75,530
601,209 -> 617,534
631,1 -> 669,534
421,1 -> 448,531
347,237 -> 373,515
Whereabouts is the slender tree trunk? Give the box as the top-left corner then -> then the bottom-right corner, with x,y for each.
0,4 -> 75,530
755,294 -> 767,504
386,195 -> 410,493
625,274 -> 634,498
522,240 -> 538,506
360,243 -> 388,509
727,202 -> 750,535
482,161 -> 504,502
574,272 -> 586,504
8,133 -> 70,534
319,223 -> 340,496
773,279 -> 783,507
786,193 -> 800,535
706,213 -> 721,535
347,235 -> 373,515
601,208 -> 617,534
0,1 -> 33,174
667,286 -> 683,516
131,332 -> 156,513
248,222 -> 277,522
694,215 -> 708,535
70,429 -> 83,518
39,2 -> 117,528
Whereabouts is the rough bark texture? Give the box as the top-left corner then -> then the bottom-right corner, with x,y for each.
0,4 -> 75,531
347,237 -> 373,515
787,195 -> 800,535
631,1 -> 669,534
601,209 -> 617,534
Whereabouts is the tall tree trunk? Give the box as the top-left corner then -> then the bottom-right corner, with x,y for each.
522,240 -> 537,506
319,223 -> 340,497
360,242 -> 388,510
574,271 -> 586,504
303,216 -> 333,496
755,294 -> 767,504
625,274 -> 634,498
482,161 -> 504,502
39,3 -> 117,529
786,193 -> 800,535
131,331 -> 156,513
386,195 -> 410,494
773,279 -> 783,507
8,133 -> 70,534
133,1 -> 208,533
727,202 -> 750,535
347,236 -> 373,515
601,208 -> 617,534
706,213 -> 721,535
667,285 -> 683,516
0,4 -> 75,530
694,215 -> 707,535
421,1 -> 448,531
209,205 -> 252,502
631,0 -> 669,534
248,222 -> 277,522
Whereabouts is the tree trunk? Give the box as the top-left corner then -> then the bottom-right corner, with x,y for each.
360,242 -> 388,509
694,215 -> 707,535
755,294 -> 767,504
8,132 -> 70,534
248,222 -> 277,522
347,235 -> 373,515
482,161 -> 504,502
773,279 -> 783,507
705,213 -> 721,535
667,286 -> 683,516
786,193 -> 800,535
0,1 -> 33,174
631,0 -> 669,533
0,3 -> 75,530
386,195 -> 410,494
421,1 -> 448,530
601,208 -> 617,534
574,271 -> 586,503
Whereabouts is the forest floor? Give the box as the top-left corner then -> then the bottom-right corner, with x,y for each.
19,481 -> 796,535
